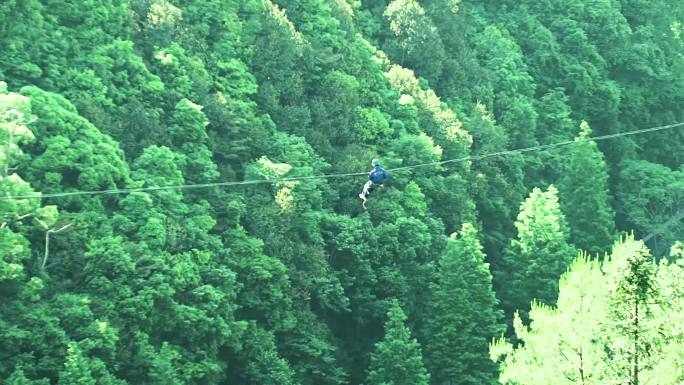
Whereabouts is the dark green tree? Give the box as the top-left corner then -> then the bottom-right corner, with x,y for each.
558,121 -> 616,254
149,343 -> 183,385
367,300 -> 429,385
237,325 -> 299,385
382,0 -> 446,80
472,25 -> 537,149
4,367 -> 48,385
245,1 -> 310,137
167,98 -> 219,184
464,102 -> 525,260
18,85 -> 130,210
617,160 -> 683,256
0,1 -> 46,87
425,223 -> 504,385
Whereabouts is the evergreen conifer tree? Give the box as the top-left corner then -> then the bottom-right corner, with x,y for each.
425,223 -> 504,385
149,343 -> 183,385
58,343 -> 96,385
558,121 -> 615,254
382,0 -> 446,79
367,300 -> 429,385
602,237 -> 662,385
497,186 -> 577,320
4,368 -> 43,385
167,98 -> 219,184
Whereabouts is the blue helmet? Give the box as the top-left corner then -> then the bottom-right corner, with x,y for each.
371,159 -> 380,167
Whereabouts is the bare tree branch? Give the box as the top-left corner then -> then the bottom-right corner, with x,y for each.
42,223 -> 73,270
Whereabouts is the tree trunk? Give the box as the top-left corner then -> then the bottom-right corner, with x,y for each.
632,299 -> 639,385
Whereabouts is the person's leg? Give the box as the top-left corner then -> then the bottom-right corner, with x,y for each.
360,181 -> 374,199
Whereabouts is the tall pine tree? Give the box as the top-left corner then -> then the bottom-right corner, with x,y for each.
497,186 -> 577,321
57,343 -> 96,385
558,121 -> 615,254
149,343 -> 183,385
367,300 -> 429,385
602,237 -> 663,385
425,223 -> 504,385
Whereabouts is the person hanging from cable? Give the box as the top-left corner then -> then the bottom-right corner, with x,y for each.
359,159 -> 389,208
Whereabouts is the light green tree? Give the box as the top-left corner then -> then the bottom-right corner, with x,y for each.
491,254 -> 609,385
497,185 -> 577,321
601,238 -> 663,385
58,343 -> 96,385
651,245 -> 684,382
0,81 -> 34,176
492,237 -> 684,385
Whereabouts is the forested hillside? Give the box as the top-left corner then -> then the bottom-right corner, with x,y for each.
1,0 -> 683,384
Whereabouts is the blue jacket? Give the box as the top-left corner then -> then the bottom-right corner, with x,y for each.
368,166 -> 389,184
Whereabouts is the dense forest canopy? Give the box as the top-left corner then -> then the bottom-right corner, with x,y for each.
1,0 -> 683,384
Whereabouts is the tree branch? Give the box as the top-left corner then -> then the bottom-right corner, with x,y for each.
42,223 -> 73,271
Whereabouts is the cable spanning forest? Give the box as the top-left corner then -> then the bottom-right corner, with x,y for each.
1,0 -> 683,384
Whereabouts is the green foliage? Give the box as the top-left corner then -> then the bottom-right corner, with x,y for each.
558,121 -> 616,254
2,1 -> 683,384
492,236 -> 684,385
0,1 -> 46,86
0,84 -> 46,281
222,225 -> 295,332
497,186 -> 577,321
4,367 -> 48,385
464,102 -> 525,257
617,160 -> 684,255
472,25 -> 537,148
353,107 -> 392,142
86,39 -> 165,155
602,237 -> 662,384
491,254 -> 609,385
0,82 -> 34,175
246,1 -> 309,138
167,98 -> 219,184
58,343 -> 96,385
384,65 -> 471,160
148,43 -> 212,109
149,343 -> 183,385
18,86 -> 129,198
367,301 -> 429,385
0,223 -> 29,281
425,223 -> 504,385
279,309 -> 348,385
240,325 -> 298,385
382,0 -> 445,80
